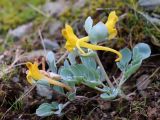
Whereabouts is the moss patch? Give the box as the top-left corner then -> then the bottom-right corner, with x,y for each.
0,0 -> 45,32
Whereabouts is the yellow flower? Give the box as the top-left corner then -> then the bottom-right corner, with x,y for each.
62,24 -> 78,52
105,11 -> 118,39
26,62 -> 71,91
62,25 -> 122,61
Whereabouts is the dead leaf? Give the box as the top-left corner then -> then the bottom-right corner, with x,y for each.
98,100 -> 111,110
151,35 -> 160,47
136,74 -> 151,91
147,107 -> 157,118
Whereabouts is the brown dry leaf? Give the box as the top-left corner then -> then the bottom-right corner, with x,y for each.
98,100 -> 111,110
151,35 -> 160,47
147,107 -> 157,118
136,74 -> 151,91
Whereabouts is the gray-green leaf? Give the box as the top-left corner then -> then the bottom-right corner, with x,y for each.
100,88 -> 118,100
46,51 -> 57,73
116,48 -> 132,71
89,22 -> 108,44
133,43 -> 151,60
80,56 -> 96,69
124,61 -> 142,79
36,102 -> 58,117
84,16 -> 93,34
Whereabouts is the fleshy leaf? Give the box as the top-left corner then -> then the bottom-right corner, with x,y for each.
66,92 -> 76,101
116,48 -> 132,71
54,104 -> 64,115
60,67 -> 85,84
70,64 -> 99,81
96,66 -> 105,81
100,88 -> 118,100
133,43 -> 151,60
63,60 -> 70,68
89,22 -> 108,44
124,61 -> 142,79
68,52 -> 77,65
46,51 -> 57,73
53,86 -> 65,94
36,79 -> 50,86
60,64 -> 100,86
80,56 -> 96,69
36,102 -> 58,117
60,68 -> 74,80
85,80 -> 101,88
84,16 -> 93,34
36,80 -> 52,99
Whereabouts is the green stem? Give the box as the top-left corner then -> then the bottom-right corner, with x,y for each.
83,82 -> 105,93
94,87 -> 105,92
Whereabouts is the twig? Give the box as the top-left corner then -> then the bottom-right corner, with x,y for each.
135,66 -> 160,91
112,76 -> 118,87
56,51 -> 68,64
0,49 -> 22,79
38,30 -> 47,57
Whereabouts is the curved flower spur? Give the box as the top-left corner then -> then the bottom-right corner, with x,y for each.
62,11 -> 122,62
26,62 -> 71,91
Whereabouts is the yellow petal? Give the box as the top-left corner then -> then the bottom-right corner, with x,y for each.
105,11 -> 118,39
26,62 -> 71,91
79,41 -> 122,61
45,77 -> 72,91
26,71 -> 33,84
26,62 -> 33,69
76,36 -> 89,55
62,24 -> 78,52
65,24 -> 74,33
26,62 -> 43,80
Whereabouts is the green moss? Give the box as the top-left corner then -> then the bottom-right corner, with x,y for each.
0,0 -> 45,32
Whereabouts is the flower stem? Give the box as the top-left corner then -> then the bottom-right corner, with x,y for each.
79,41 -> 122,61
95,53 -> 114,88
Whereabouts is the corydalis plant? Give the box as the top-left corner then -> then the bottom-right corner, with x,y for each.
25,10 -> 151,117
33,43 -> 151,117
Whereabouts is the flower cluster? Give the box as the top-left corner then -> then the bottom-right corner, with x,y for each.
62,11 -> 122,62
26,62 -> 71,91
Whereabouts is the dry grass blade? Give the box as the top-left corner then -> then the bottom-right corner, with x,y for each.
0,85 -> 36,120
